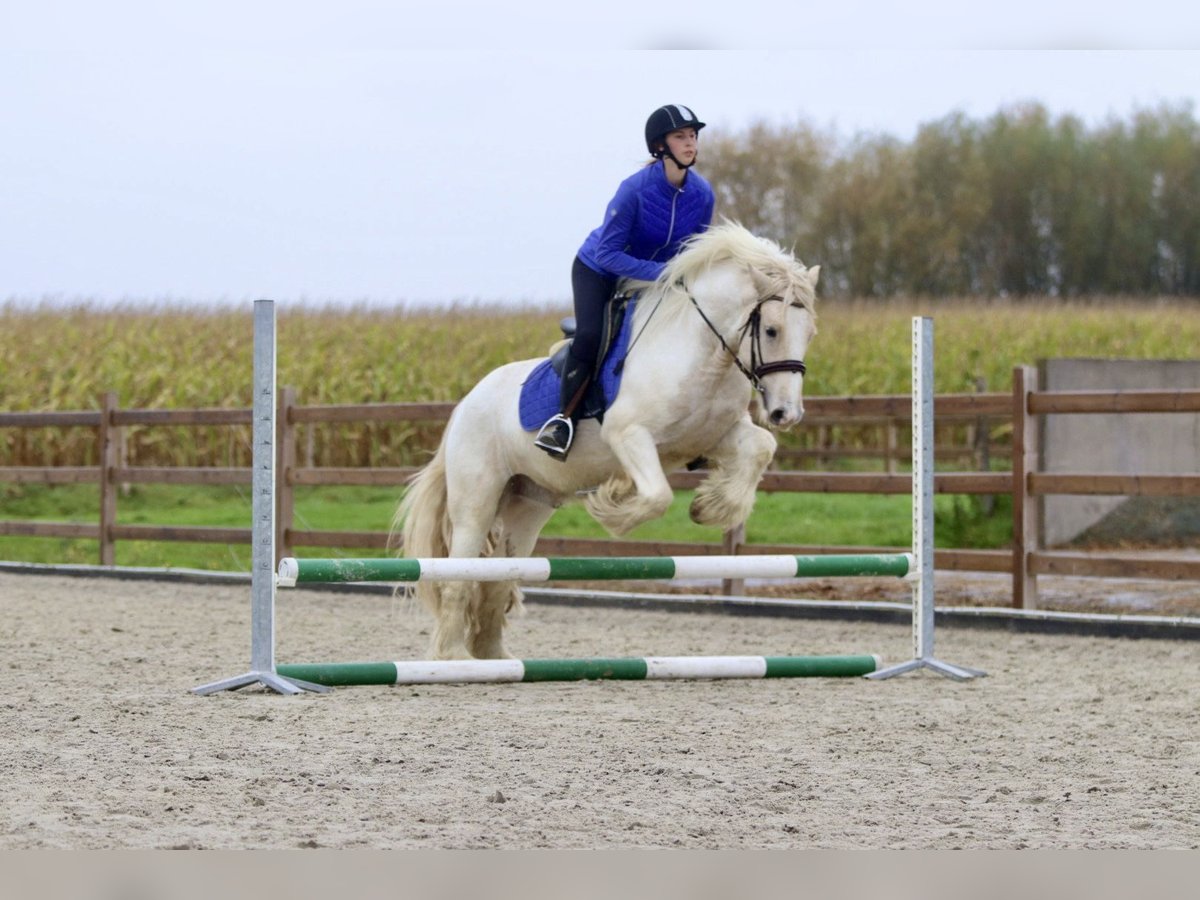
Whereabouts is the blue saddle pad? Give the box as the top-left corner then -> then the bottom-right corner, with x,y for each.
518,297 -> 637,432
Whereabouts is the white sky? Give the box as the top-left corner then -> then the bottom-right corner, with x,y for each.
2,2 -> 1197,307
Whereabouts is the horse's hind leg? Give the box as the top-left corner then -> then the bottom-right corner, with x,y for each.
432,574 -> 485,660
432,473 -> 508,660
468,487 -> 558,659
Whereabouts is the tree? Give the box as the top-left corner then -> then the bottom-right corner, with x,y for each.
700,104 -> 1200,298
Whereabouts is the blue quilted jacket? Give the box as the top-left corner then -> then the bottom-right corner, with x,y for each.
577,161 -> 715,282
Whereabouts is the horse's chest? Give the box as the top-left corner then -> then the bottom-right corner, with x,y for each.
607,355 -> 749,451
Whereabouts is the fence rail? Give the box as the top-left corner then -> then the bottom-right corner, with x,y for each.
3,380 -> 1199,608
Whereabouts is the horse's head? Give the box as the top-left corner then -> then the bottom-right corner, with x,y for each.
647,223 -> 821,431
743,264 -> 819,430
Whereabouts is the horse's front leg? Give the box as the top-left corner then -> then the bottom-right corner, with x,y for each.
586,424 -> 674,537
690,413 -> 777,531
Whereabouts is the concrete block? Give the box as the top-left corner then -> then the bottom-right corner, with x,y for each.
1040,358 -> 1200,546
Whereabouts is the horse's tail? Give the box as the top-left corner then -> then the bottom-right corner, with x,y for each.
390,435 -> 453,615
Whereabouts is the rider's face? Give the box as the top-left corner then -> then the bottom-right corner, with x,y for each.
663,128 -> 698,164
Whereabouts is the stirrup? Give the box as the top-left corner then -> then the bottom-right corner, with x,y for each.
534,415 -> 574,460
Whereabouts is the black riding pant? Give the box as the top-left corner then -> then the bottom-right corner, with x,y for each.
569,256 -> 618,371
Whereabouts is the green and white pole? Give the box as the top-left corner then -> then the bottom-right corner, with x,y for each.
277,654 -> 883,686
276,553 -> 915,587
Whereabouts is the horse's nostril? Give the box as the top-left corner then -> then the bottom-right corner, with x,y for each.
770,409 -> 785,424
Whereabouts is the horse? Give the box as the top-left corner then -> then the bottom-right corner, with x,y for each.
393,222 -> 820,660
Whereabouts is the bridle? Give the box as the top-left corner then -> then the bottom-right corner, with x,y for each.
686,292 -> 808,398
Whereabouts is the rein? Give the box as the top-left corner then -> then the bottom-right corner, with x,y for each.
686,292 -> 807,397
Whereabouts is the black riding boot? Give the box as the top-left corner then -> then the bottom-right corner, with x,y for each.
534,351 -> 591,461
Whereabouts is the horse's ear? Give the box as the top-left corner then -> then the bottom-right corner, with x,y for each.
807,265 -> 821,288
749,266 -> 774,297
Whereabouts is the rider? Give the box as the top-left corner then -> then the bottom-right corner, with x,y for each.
533,104 -> 716,461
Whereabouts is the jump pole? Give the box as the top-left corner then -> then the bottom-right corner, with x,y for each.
277,655 -> 884,686
276,552 -> 915,585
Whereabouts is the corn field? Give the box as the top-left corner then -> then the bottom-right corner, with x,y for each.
2,298 -> 1197,468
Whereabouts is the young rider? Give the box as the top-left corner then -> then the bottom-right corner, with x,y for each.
533,104 -> 716,461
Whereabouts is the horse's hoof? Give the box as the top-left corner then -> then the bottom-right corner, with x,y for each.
689,496 -> 716,526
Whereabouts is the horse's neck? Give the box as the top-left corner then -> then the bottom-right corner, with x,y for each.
634,291 -> 753,391
682,291 -> 755,365
685,263 -> 758,337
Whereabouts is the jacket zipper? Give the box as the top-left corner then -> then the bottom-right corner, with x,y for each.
649,187 -> 681,261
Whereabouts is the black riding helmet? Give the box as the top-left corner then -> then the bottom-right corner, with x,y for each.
645,104 -> 706,167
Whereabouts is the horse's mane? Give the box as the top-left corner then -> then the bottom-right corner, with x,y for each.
623,221 -> 817,342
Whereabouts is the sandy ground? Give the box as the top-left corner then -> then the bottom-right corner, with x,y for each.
1,571 -> 1198,849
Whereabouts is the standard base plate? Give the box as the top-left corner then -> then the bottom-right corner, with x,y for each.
192,670 -> 332,695
866,657 -> 987,682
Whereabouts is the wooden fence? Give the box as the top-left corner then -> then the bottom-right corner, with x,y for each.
774,378 -> 1003,474
3,376 -> 1199,608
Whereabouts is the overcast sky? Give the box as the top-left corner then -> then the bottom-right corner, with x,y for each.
2,2 -> 1197,307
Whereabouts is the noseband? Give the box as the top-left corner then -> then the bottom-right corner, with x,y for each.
687,293 -> 808,398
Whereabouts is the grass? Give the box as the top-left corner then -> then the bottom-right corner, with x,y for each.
0,481 -> 1009,571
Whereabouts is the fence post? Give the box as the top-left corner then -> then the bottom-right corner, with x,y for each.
276,386 -> 297,564
98,392 -> 119,566
1012,365 -> 1039,609
721,523 -> 745,596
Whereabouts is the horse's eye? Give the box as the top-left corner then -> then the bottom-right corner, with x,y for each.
765,327 -> 778,339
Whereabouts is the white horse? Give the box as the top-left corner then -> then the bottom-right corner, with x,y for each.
394,223 -> 820,659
